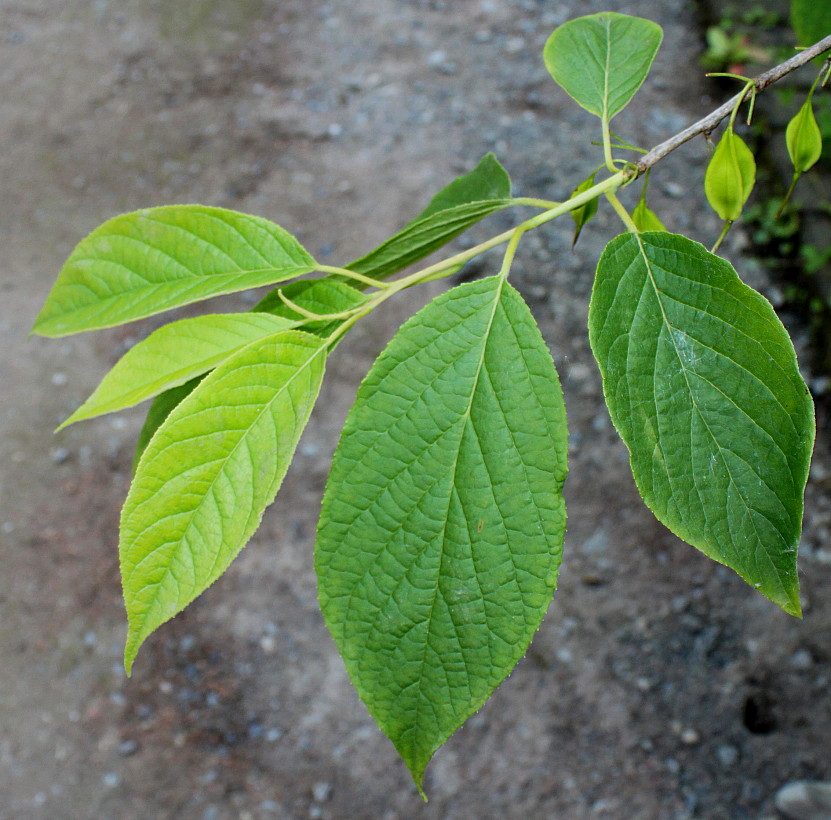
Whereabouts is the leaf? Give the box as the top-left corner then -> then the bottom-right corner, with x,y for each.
632,199 -> 667,232
254,277 -> 369,334
59,313 -> 296,429
543,12 -> 663,121
704,127 -> 756,222
786,98 -> 823,174
348,153 -> 514,281
791,0 -> 831,62
121,329 -> 327,672
32,205 -> 317,337
131,278 -> 368,471
570,171 -> 599,246
316,276 -> 568,793
133,377 -> 203,473
589,231 -> 814,615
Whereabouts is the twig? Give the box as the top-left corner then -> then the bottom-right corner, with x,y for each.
638,34 -> 831,173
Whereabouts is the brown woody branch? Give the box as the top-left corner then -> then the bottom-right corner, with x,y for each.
637,34 -> 831,173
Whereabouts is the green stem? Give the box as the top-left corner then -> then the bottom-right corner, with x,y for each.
776,172 -> 801,219
513,197 -> 563,209
711,221 -> 732,253
316,264 -> 392,289
605,191 -> 638,233
601,116 -> 616,173
498,227 -> 526,281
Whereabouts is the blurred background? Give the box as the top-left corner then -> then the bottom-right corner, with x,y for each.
3,1 -> 831,817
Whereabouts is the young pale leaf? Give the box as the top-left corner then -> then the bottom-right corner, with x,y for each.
791,0 -> 831,62
704,127 -> 756,222
543,12 -> 663,121
133,377 -> 203,473
570,171 -> 599,246
316,276 -> 568,794
254,277 -> 369,327
122,329 -> 327,673
348,153 -> 514,281
131,278 -> 368,469
59,313 -> 296,430
786,98 -> 823,174
32,205 -> 317,337
632,199 -> 667,232
589,232 -> 814,616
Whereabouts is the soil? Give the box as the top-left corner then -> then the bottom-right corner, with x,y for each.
3,1 -> 831,818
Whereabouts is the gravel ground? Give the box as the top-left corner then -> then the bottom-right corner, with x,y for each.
3,1 -> 831,818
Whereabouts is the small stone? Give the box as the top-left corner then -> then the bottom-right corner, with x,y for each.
312,781 -> 332,802
716,744 -> 738,768
326,123 -> 343,137
662,181 -> 684,199
505,36 -> 526,53
775,780 -> 831,819
789,649 -> 814,670
51,372 -> 68,386
51,447 -> 71,465
102,772 -> 120,788
680,727 -> 700,745
118,739 -> 139,757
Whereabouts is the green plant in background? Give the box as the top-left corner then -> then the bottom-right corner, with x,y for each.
32,10 -> 831,797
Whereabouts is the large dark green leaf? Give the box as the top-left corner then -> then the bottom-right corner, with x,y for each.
589,232 -> 814,615
316,276 -> 568,793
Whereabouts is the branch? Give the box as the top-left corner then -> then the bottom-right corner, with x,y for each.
638,34 -> 831,173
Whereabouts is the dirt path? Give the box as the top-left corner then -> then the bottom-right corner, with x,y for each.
3,1 -> 831,818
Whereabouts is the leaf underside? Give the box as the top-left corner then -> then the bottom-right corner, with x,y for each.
589,232 -> 814,615
121,329 -> 327,673
791,0 -> 831,62
316,276 -> 568,793
543,12 -> 663,120
32,205 -> 316,337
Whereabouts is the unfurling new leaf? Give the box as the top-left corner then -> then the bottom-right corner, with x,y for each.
704,126 -> 756,223
570,171 -> 600,246
786,98 -> 823,174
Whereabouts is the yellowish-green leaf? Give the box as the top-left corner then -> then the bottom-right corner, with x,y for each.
122,329 -> 327,673
786,98 -> 823,174
32,205 -> 317,337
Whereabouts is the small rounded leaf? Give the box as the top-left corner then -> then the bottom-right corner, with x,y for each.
786,98 -> 823,174
544,12 -> 663,121
632,199 -> 667,232
704,127 -> 756,222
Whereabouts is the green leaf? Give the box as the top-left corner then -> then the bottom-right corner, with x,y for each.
348,153 -> 514,281
786,98 -> 823,174
254,277 -> 369,333
133,377 -> 203,473
32,205 -> 317,337
632,199 -> 667,232
316,276 -> 568,793
131,278 -> 368,471
704,127 -> 756,222
122,329 -> 327,672
59,313 -> 296,430
570,171 -> 599,247
589,231 -> 814,616
791,0 -> 831,61
543,12 -> 663,121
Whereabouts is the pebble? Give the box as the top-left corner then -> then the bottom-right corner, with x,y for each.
716,744 -> 738,768
789,649 -> 814,670
118,739 -> 139,757
680,728 -> 700,745
312,781 -> 332,802
776,780 -> 831,819
102,772 -> 120,788
51,447 -> 71,465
